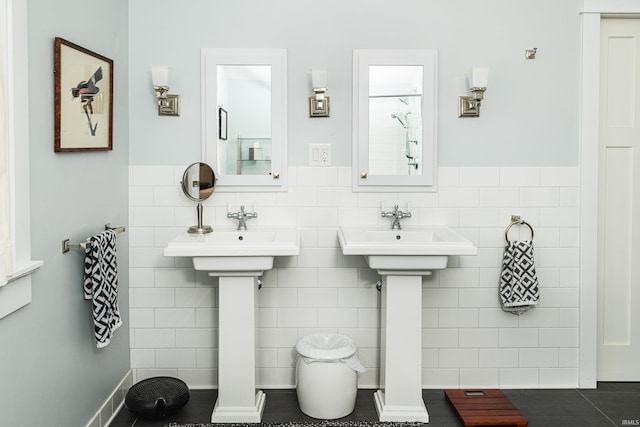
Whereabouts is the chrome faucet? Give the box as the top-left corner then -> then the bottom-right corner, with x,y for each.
381,204 -> 411,230
227,205 -> 257,230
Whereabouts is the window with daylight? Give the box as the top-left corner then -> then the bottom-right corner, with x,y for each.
0,0 -> 42,319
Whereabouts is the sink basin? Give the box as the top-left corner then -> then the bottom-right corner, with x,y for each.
338,225 -> 477,272
338,225 -> 476,255
164,228 -> 299,273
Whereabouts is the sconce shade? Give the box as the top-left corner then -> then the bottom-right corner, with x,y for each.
469,67 -> 489,88
152,66 -> 170,87
311,69 -> 327,89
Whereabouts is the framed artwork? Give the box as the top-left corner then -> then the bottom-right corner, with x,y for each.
218,107 -> 228,141
54,37 -> 113,152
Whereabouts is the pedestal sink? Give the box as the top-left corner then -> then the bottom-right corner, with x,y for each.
338,225 -> 477,423
164,228 -> 299,423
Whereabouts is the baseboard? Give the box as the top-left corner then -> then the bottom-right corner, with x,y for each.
86,369 -> 133,427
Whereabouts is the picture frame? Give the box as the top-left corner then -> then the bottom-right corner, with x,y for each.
218,107 -> 228,141
54,37 -> 113,152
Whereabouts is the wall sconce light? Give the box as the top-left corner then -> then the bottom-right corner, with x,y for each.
309,68 -> 330,117
152,65 -> 180,116
458,67 -> 489,118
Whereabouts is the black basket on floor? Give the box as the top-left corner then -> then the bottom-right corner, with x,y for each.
125,376 -> 190,419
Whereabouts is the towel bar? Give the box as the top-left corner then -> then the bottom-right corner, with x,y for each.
62,224 -> 126,253
505,216 -> 534,243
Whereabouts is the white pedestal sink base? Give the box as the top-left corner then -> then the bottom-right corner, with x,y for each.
374,391 -> 429,423
211,275 -> 265,423
164,229 -> 301,424
375,274 -> 429,423
211,390 -> 266,423
337,225 -> 477,424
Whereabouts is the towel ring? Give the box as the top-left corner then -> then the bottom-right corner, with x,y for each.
505,220 -> 534,244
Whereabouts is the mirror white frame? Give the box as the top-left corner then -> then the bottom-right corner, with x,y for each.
201,48 -> 287,192
353,49 -> 438,192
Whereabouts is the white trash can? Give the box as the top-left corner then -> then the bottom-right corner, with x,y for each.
295,333 -> 366,419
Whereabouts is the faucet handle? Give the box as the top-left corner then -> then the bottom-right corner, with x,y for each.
245,207 -> 258,219
399,202 -> 411,217
381,203 -> 396,213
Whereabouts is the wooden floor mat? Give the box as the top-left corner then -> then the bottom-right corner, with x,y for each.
444,389 -> 528,426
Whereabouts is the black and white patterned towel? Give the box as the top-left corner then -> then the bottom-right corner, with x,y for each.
84,229 -> 122,348
500,240 -> 540,315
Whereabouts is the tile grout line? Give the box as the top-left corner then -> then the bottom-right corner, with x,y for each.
576,389 -> 618,426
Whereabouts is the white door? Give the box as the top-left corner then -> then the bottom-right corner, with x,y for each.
597,18 -> 640,381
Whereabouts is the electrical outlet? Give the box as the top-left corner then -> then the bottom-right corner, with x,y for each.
309,144 -> 331,166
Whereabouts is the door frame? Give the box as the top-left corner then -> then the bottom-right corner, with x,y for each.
579,0 -> 640,388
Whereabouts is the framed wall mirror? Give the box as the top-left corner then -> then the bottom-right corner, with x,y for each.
201,48 -> 287,191
353,49 -> 438,192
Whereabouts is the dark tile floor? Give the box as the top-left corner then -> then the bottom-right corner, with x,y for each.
110,383 -> 640,427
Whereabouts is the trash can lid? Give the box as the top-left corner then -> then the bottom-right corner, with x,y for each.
296,333 -> 358,361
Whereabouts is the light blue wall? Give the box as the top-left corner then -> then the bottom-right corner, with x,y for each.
129,0 -> 581,167
0,0 -> 130,425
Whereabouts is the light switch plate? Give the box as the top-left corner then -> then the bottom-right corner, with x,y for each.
309,144 -> 331,166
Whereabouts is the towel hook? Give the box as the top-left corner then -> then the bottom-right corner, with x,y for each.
505,215 -> 534,244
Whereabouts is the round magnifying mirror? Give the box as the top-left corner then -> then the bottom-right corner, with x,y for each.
181,162 -> 215,234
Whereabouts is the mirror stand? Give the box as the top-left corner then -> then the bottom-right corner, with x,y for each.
188,201 -> 213,234
182,162 -> 216,234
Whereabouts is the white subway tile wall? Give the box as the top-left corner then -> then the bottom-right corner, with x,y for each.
129,165 -> 580,389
